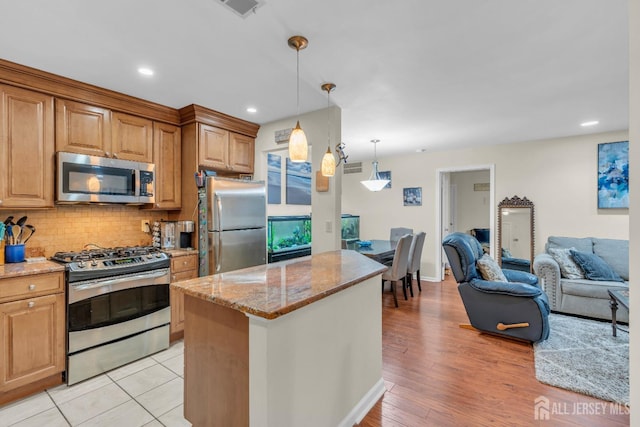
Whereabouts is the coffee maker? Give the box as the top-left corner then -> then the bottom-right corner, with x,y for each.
176,220 -> 194,249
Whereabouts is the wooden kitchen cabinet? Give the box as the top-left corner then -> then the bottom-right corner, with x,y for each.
111,111 -> 153,162
198,124 -> 254,173
0,85 -> 55,209
199,124 -> 229,170
55,99 -> 112,157
229,132 -> 255,173
170,253 -> 198,339
56,101 -> 153,163
151,122 -> 182,210
0,272 -> 65,398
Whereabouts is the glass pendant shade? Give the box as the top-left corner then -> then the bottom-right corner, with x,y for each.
289,121 -> 308,162
360,160 -> 389,191
321,146 -> 336,177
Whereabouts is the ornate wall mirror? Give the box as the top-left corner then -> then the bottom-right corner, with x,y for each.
497,196 -> 535,273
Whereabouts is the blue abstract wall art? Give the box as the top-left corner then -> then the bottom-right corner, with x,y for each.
597,140 -> 629,209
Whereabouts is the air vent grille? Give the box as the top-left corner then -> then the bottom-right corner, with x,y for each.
218,0 -> 262,18
343,162 -> 362,174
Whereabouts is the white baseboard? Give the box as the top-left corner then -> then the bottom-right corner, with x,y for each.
337,377 -> 386,427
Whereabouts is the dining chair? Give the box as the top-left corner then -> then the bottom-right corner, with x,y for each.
390,227 -> 413,242
406,231 -> 426,296
382,234 -> 412,307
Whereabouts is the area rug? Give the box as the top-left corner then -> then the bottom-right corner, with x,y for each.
533,313 -> 629,405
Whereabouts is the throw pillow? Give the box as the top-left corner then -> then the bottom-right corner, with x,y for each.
548,247 -> 585,279
476,254 -> 507,282
570,250 -> 624,282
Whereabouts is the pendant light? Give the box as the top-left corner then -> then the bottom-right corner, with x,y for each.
288,35 -> 309,162
360,139 -> 390,191
320,83 -> 336,177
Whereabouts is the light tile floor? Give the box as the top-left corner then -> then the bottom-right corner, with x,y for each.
0,341 -> 191,427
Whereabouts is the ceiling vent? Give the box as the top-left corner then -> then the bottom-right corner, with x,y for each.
218,0 -> 263,18
343,162 -> 362,174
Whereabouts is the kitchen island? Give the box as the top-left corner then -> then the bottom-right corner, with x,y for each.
171,250 -> 387,427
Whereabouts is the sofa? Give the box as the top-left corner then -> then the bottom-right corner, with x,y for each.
533,236 -> 628,322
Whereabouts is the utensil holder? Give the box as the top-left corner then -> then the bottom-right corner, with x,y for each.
5,244 -> 25,263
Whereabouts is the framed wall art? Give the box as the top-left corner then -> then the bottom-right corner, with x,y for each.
403,187 -> 422,206
378,171 -> 392,189
597,141 -> 629,209
267,153 -> 282,204
286,158 -> 312,205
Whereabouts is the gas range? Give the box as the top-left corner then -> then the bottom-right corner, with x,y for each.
55,245 -> 172,386
51,245 -> 170,282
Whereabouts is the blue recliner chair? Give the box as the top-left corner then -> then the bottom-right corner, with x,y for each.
443,232 -> 550,343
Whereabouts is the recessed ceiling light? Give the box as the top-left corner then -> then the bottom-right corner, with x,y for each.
137,67 -> 154,76
246,107 -> 257,113
581,120 -> 599,127
416,148 -> 427,153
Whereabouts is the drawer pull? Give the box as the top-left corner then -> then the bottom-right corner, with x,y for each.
28,301 -> 35,308
29,284 -> 36,291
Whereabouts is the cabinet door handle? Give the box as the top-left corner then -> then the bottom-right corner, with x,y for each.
28,301 -> 35,308
28,284 -> 36,291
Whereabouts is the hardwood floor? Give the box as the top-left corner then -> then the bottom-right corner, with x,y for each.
359,276 -> 629,426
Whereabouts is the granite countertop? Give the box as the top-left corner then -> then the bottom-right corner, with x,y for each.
0,260 -> 65,279
171,250 -> 387,320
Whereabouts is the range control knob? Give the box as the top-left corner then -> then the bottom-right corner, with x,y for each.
91,260 -> 98,267
78,261 -> 86,269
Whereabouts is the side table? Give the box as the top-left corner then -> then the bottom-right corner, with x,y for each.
608,289 -> 629,337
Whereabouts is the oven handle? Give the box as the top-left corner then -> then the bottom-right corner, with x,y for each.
68,268 -> 170,304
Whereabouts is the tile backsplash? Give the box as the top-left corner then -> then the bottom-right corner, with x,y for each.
2,206 -> 170,258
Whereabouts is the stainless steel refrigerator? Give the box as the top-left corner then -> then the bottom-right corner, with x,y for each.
203,176 -> 266,274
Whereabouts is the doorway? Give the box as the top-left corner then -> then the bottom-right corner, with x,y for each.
435,165 -> 495,281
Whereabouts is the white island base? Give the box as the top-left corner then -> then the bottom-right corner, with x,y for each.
183,274 -> 384,427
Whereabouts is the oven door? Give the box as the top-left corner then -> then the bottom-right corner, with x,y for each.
68,268 -> 170,353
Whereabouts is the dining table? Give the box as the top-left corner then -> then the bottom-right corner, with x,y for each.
345,239 -> 398,263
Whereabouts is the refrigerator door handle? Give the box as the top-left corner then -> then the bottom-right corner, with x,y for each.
214,231 -> 222,273
215,194 -> 222,231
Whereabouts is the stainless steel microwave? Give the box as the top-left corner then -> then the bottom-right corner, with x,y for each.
57,152 -> 155,204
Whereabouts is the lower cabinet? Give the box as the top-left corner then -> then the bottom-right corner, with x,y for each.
170,254 -> 198,339
0,292 -> 65,393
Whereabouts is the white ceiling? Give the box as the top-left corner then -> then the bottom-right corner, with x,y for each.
0,0 -> 628,161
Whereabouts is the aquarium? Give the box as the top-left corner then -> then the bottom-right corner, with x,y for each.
267,215 -> 312,263
341,214 -> 360,242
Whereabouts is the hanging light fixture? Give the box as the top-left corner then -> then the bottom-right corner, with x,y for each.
287,35 -> 309,162
320,83 -> 336,177
361,139 -> 390,192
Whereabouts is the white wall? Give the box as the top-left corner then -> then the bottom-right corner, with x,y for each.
342,130 -> 629,279
450,170 -> 490,233
628,0 -> 638,420
254,106 -> 342,253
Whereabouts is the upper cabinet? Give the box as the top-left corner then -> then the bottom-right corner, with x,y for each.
180,104 -> 258,175
56,100 -> 153,163
111,112 -> 153,162
198,125 -> 254,173
55,99 -> 111,157
229,132 -> 254,174
199,124 -> 229,170
0,85 -> 54,209
152,122 -> 182,210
